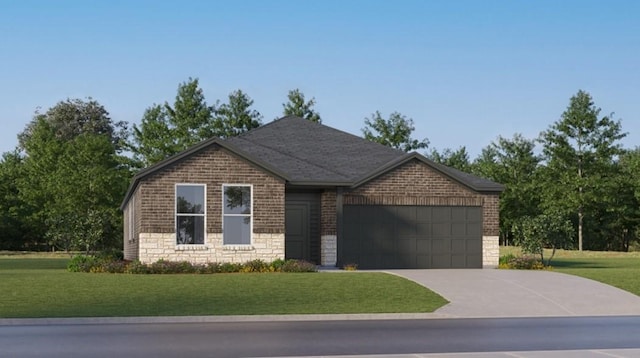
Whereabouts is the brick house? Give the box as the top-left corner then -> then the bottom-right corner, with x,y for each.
121,116 -> 503,269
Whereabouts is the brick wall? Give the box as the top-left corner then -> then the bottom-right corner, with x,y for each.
344,159 -> 499,234
320,190 -> 336,236
482,194 -> 500,236
138,145 -> 285,235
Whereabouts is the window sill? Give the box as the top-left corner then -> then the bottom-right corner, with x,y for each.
222,245 -> 254,251
175,244 -> 209,251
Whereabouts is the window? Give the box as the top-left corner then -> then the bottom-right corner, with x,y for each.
222,185 -> 252,245
128,194 -> 135,242
176,184 -> 206,245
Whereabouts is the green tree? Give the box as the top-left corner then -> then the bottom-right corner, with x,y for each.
428,146 -> 471,172
472,134 -> 541,245
18,99 -> 130,253
214,89 -> 263,138
362,111 -> 428,152
131,78 -> 216,167
0,150 -> 41,250
282,89 -> 321,123
512,214 -> 574,266
539,90 -> 626,250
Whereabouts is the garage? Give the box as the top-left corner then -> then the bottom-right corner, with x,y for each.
341,205 -> 483,269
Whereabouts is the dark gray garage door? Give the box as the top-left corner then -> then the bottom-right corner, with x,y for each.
342,205 -> 482,269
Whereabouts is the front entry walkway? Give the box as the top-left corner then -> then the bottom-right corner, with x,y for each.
387,269 -> 640,318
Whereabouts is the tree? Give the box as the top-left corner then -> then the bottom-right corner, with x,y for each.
428,146 -> 471,172
512,214 -> 574,266
18,99 -> 130,253
472,134 -> 541,245
539,90 -> 626,250
214,89 -> 263,138
362,111 -> 428,152
131,78 -> 216,167
282,89 -> 321,123
0,150 -> 41,250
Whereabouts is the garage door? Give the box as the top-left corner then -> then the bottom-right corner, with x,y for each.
342,206 -> 482,269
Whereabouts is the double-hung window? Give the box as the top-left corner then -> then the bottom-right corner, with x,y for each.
176,184 -> 206,245
222,185 -> 252,245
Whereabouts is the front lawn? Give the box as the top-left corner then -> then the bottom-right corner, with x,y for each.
0,256 -> 447,318
500,247 -> 640,296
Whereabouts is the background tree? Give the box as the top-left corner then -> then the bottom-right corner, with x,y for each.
131,78 -> 216,167
282,89 -> 321,123
538,90 -> 626,250
18,99 -> 130,252
0,151 -> 41,250
362,111 -> 429,152
472,134 -> 541,245
427,146 -> 471,172
214,89 -> 263,138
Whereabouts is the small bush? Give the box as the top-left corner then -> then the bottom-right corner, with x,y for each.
499,255 -> 546,270
281,259 -> 317,273
242,259 -> 269,273
343,263 -> 358,271
67,255 -> 98,272
124,260 -> 148,274
269,258 -> 286,272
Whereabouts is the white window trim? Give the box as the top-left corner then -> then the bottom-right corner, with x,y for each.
222,184 -> 253,247
175,183 -> 207,246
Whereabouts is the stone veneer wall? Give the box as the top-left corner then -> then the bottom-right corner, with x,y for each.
482,236 -> 499,267
320,235 -> 337,266
139,233 -> 284,264
130,145 -> 285,264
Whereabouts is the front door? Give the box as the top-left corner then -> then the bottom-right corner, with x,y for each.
285,202 -> 310,261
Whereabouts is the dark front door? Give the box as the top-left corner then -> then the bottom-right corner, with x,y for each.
285,202 -> 310,261
285,193 -> 321,263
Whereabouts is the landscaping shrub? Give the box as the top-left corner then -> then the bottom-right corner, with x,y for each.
67,254 -> 98,272
498,255 -> 546,270
68,257 -> 318,274
281,259 -> 317,272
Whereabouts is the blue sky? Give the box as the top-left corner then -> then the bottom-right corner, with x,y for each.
1,0 -> 638,157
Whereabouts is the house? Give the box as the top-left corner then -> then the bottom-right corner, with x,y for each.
121,116 -> 503,269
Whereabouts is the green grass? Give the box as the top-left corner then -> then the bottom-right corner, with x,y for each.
500,247 -> 640,296
0,256 -> 447,318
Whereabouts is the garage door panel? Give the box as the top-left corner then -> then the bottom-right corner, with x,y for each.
342,205 -> 482,269
451,222 -> 467,236
451,255 -> 467,268
432,222 -> 451,237
467,208 -> 483,222
416,238 -> 430,254
451,207 -> 467,221
467,238 -> 482,254
431,239 -> 448,254
416,223 -> 431,236
433,207 -> 453,221
451,239 -> 466,254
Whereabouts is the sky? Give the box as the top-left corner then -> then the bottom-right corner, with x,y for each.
1,0 -> 639,158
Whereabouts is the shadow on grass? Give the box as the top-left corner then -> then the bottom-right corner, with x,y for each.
550,260 -> 610,269
0,259 -> 69,271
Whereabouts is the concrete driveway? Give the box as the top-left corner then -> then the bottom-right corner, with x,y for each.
387,269 -> 640,318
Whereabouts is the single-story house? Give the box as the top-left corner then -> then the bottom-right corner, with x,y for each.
121,116 -> 503,269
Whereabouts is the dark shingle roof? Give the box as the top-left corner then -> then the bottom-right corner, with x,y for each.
121,116 -> 503,209
224,116 -> 404,184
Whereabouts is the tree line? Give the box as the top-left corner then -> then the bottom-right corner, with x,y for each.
0,78 -> 637,253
